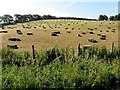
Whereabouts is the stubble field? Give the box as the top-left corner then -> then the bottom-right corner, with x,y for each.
1,19 -> 118,52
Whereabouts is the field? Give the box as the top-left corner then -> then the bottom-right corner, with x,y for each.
1,19 -> 118,52
1,19 -> 120,89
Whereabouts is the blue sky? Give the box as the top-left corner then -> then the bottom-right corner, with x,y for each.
0,0 -> 118,19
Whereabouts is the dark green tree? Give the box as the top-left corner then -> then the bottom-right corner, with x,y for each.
103,15 -> 108,20
98,15 -> 104,20
114,15 -> 118,20
109,16 -> 115,21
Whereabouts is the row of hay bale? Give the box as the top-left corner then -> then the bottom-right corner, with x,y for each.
8,37 -> 21,41
7,44 -> 18,49
7,27 -> 16,29
0,31 -> 8,33
7,29 -> 33,49
16,30 -> 33,35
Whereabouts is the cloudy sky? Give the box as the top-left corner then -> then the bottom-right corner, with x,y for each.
0,0 -> 119,19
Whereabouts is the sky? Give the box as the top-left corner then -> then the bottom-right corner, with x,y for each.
0,0 -> 119,19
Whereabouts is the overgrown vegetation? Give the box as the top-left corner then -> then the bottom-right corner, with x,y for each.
2,47 -> 120,89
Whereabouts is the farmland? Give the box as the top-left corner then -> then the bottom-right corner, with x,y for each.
1,19 -> 118,52
1,19 -> 120,89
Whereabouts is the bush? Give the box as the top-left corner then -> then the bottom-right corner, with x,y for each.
2,47 -> 120,89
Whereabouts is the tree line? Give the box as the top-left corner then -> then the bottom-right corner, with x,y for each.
0,14 -> 119,26
0,14 -> 97,25
98,14 -> 120,21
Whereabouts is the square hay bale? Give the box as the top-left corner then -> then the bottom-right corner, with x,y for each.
16,30 -> 22,35
100,30 -> 102,32
53,31 -> 61,34
90,29 -> 93,31
27,32 -> 33,35
100,35 -> 106,40
111,30 -> 115,33
67,31 -> 71,33
101,35 -> 106,38
65,27 -> 68,30
78,34 -> 82,37
106,30 -> 109,32
42,26 -> 46,29
7,44 -> 18,49
88,38 -> 98,43
108,27 -> 111,29
92,39 -> 98,43
97,33 -> 101,36
51,32 -> 58,36
72,28 -> 74,30
89,31 -> 94,34
8,37 -> 21,41
0,31 -> 8,33
100,37 -> 106,40
81,32 -> 86,34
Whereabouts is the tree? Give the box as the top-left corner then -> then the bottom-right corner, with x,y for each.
14,14 -> 23,23
114,15 -> 118,20
109,16 -> 115,21
3,14 -> 14,24
103,15 -> 108,20
98,15 -> 108,21
98,15 -> 104,20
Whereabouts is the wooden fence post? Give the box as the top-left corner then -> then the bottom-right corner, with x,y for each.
32,44 -> 35,59
112,42 -> 114,53
78,44 -> 81,57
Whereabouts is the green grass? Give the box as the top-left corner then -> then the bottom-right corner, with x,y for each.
1,47 -> 120,89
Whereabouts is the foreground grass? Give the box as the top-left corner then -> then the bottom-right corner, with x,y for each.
2,47 -> 120,89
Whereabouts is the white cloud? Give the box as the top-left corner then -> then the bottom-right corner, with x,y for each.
39,8 -> 71,17
0,0 -> 71,17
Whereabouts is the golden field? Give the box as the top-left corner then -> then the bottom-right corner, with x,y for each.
1,19 -> 119,52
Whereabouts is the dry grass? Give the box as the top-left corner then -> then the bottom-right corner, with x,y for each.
1,20 -> 118,52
